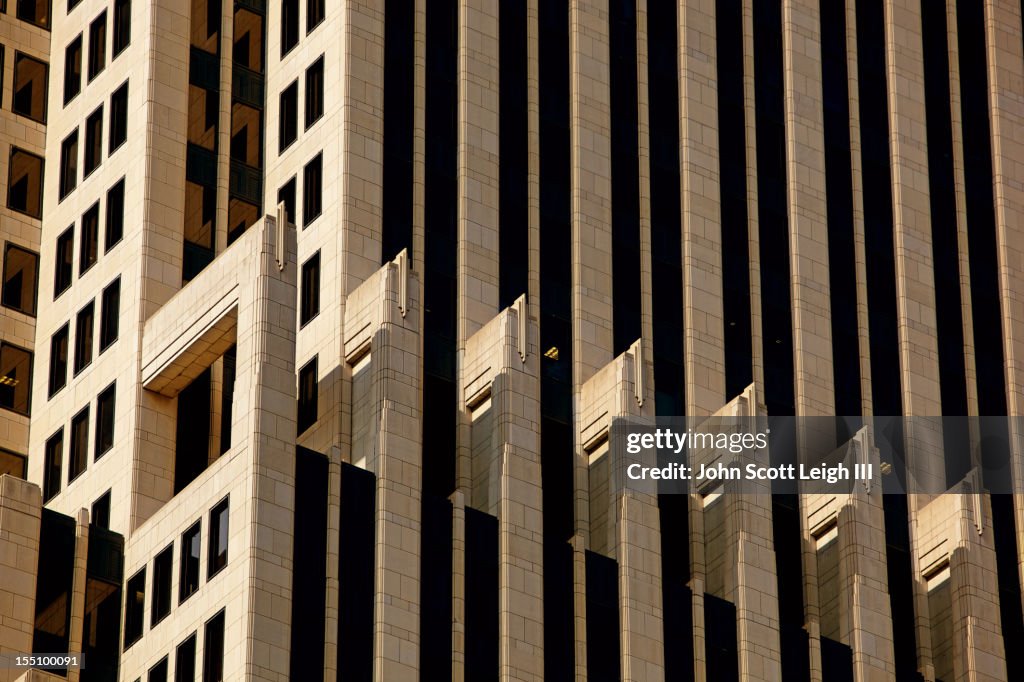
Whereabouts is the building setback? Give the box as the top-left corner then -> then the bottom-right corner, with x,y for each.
0,0 -> 1022,680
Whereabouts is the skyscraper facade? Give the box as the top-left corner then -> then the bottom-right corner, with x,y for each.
0,0 -> 1023,680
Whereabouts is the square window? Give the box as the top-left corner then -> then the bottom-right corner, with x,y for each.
279,80 -> 298,152
91,490 -> 111,529
123,567 -> 145,649
100,277 -> 120,351
13,52 -> 48,124
302,153 -> 322,227
281,0 -> 299,56
16,0 -> 50,29
298,356 -> 317,433
80,202 -> 99,274
300,251 -> 320,326
307,0 -> 325,32
48,324 -> 69,397
54,227 -> 74,297
95,382 -> 115,459
88,11 -> 107,80
203,610 -> 225,682
0,447 -> 27,479
176,633 -> 197,682
2,243 -> 39,316
278,176 -> 296,226
151,543 -> 173,626
74,300 -> 94,374
148,656 -> 167,682
305,56 -> 324,129
68,405 -> 89,482
113,0 -> 131,57
59,130 -> 79,200
84,106 -> 104,176
106,178 -> 125,250
180,521 -> 201,603
44,429 -> 63,502
109,81 -> 128,153
0,343 -> 32,416
64,35 -> 82,105
7,148 -> 44,218
208,497 -> 229,578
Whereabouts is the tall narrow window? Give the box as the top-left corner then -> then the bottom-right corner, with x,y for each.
0,343 -> 32,416
304,56 -> 324,128
180,521 -> 201,603
2,243 -> 39,316
300,252 -> 320,326
54,228 -> 74,296
106,178 -> 125,250
279,80 -> 298,152
59,130 -> 79,200
109,82 -> 128,153
281,0 -> 299,56
148,656 -> 168,682
74,301 -> 95,373
302,153 -> 322,227
44,430 -> 63,502
113,0 -> 131,57
123,567 -> 145,649
307,0 -> 324,32
203,610 -> 225,682
151,543 -> 173,626
49,324 -> 69,397
297,356 -> 318,434
91,490 -> 111,529
100,278 -> 120,351
95,382 -> 115,459
68,406 -> 89,482
208,497 -> 229,578
80,203 -> 99,274
88,12 -> 107,80
277,177 -> 296,226
84,108 -> 104,176
16,0 -> 50,29
64,36 -> 83,105
13,52 -> 48,124
176,633 -> 197,682
7,148 -> 44,218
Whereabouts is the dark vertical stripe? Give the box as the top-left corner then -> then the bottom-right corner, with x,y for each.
499,0 -> 529,308
337,462 -> 375,682
382,0 -> 415,262
704,593 -> 740,682
465,508 -> 499,680
420,496 -> 454,679
584,551 -> 621,682
290,447 -> 328,680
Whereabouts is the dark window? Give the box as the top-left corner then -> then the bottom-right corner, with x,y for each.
176,633 -> 197,682
465,509 -> 499,679
0,447 -> 27,479
279,80 -> 298,152
585,551 -> 622,682
289,449 -> 328,679
44,430 -> 63,501
95,382 -> 115,458
80,202 -> 99,273
148,656 -> 168,682
281,0 -> 299,56
16,0 -> 50,29
151,543 -> 173,626
203,609 -> 225,682
336,462 -> 375,677
180,521 -> 201,603
64,35 -> 83,105
113,0 -> 130,56
381,0 -> 414,263
2,243 -> 39,316
109,82 -> 128,153
13,52 -> 48,123
74,301 -> 94,373
209,497 -> 229,578
277,176 -> 296,226
232,8 -> 264,71
54,227 -> 74,296
33,510 -> 75,670
106,177 -> 125,249
48,324 -> 69,397
302,153 -> 322,227
68,406 -> 89,481
300,252 -> 320,326
84,107 -> 103,176
91,490 -> 111,528
0,343 -> 31,416
297,356 -> 317,433
123,567 -> 145,649
174,368 -> 211,493
229,102 -> 262,167
307,0 -> 324,32
70,0 -> 82,11
100,277 -> 120,351
0,47 -> 4,108
7,147 -> 44,218
59,130 -> 78,199
304,56 -> 324,128
88,11 -> 107,80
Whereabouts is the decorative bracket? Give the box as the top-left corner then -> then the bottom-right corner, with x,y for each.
275,202 -> 287,272
512,294 -> 527,362
394,248 -> 408,318
630,339 -> 644,407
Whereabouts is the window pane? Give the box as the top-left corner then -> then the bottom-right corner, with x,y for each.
282,0 -> 299,56
277,177 -> 296,226
106,178 -> 125,250
233,8 -> 264,72
279,81 -> 298,152
16,0 -> 51,29
49,325 -> 69,397
297,356 -> 317,433
203,610 -> 225,682
188,86 -> 218,150
100,277 -> 120,351
176,633 -> 197,682
0,343 -> 32,416
148,656 -> 167,682
68,406 -> 89,481
0,447 -> 27,479
88,12 -> 107,80
230,102 -> 262,168
227,198 -> 259,245
91,490 -> 111,529
300,252 -> 320,325
8,148 -> 44,218
13,52 -> 48,123
304,56 -> 324,128
60,131 -> 79,200
44,430 -> 62,501
180,521 -> 201,603
113,0 -> 131,56
190,0 -> 221,54
307,0 -> 325,32
80,203 -> 99,274
151,544 -> 173,626
123,568 -> 145,648
64,36 -> 83,105
110,82 -> 129,152
74,301 -> 95,374
55,227 -> 74,297
208,498 -> 229,578
95,382 -> 115,458
302,153 -> 322,227
84,107 -> 103,176
2,244 -> 39,316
